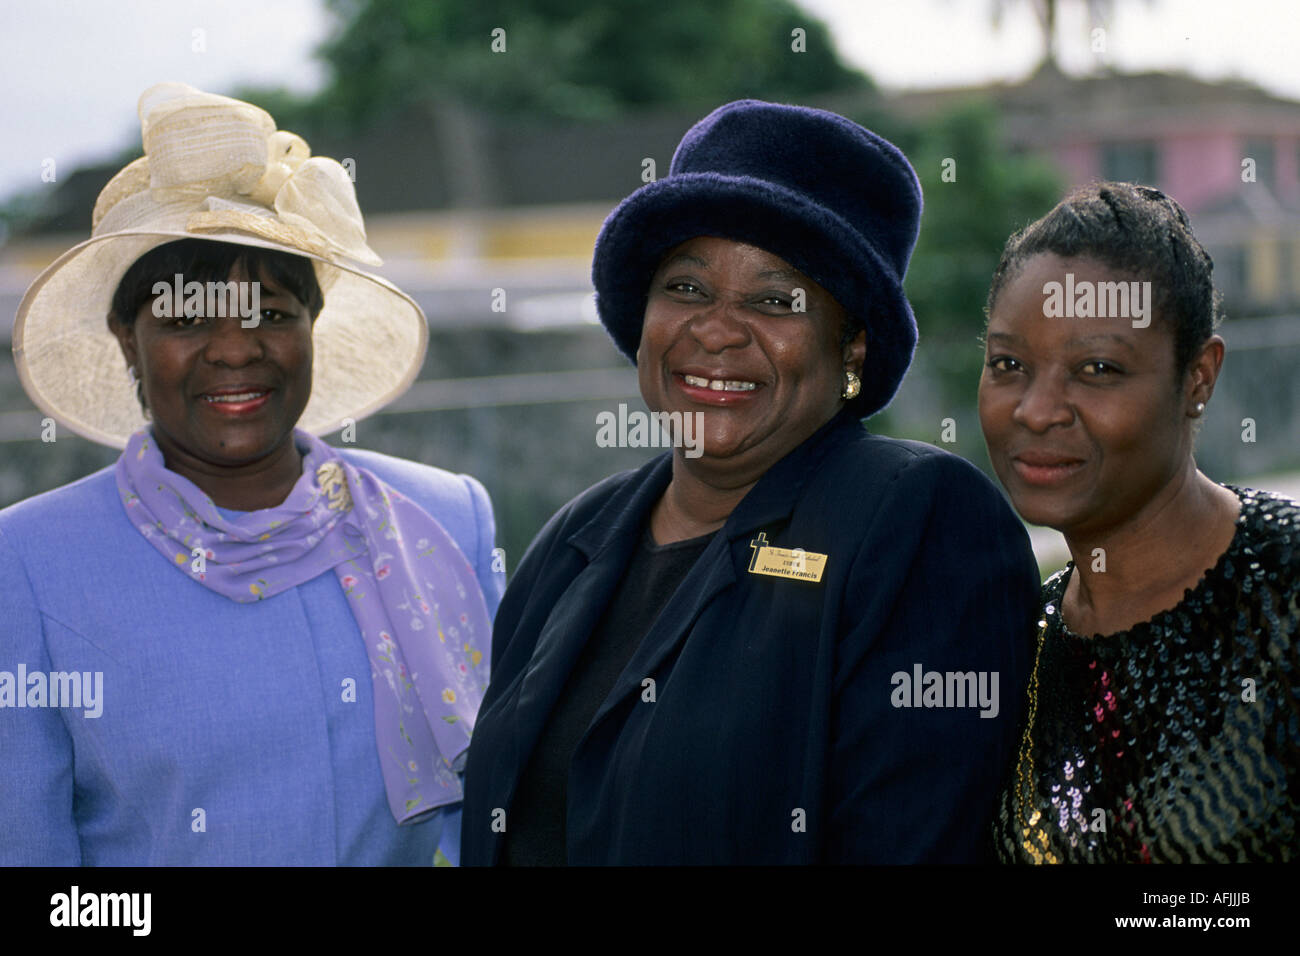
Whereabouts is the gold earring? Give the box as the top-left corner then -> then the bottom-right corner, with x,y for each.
842,370 -> 861,401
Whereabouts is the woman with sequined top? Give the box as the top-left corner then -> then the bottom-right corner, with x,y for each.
979,181 -> 1299,863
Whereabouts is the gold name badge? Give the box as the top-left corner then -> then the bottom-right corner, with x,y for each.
747,532 -> 827,583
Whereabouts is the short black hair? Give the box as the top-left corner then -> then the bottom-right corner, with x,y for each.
985,181 -> 1222,376
109,237 -> 325,327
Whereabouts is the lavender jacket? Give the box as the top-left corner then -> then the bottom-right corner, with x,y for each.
0,447 -> 503,866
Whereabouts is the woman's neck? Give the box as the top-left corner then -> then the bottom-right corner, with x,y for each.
1061,463 -> 1241,636
158,436 -> 306,512
649,458 -> 758,545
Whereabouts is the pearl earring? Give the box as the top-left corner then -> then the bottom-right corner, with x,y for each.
1191,401 -> 1205,417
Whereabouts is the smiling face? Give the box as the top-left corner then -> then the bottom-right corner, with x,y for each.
637,236 -> 864,479
110,258 -> 314,473
978,253 -> 1209,538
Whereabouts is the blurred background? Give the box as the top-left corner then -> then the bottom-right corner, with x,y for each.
2,0 -> 1299,574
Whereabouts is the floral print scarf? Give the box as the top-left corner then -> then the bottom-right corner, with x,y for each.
115,427 -> 491,824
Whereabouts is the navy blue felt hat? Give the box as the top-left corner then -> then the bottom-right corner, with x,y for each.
592,99 -> 923,419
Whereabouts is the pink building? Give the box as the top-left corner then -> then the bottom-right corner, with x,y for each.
893,63 -> 1300,314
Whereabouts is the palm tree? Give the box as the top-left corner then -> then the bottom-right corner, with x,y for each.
984,0 -> 1134,69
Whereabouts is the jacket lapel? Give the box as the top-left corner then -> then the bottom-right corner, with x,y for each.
584,531 -> 737,732
584,409 -> 863,735
501,455 -> 672,801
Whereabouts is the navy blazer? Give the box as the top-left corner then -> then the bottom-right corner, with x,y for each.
462,410 -> 1039,864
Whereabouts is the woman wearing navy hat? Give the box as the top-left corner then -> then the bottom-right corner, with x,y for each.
461,100 -> 1040,864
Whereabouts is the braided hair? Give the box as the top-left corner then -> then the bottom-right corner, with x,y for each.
985,181 -> 1223,378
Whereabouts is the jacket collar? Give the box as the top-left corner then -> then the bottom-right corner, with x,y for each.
566,454 -> 672,561
567,407 -> 866,738
496,409 -> 868,861
566,406 -> 864,558
716,406 -> 864,539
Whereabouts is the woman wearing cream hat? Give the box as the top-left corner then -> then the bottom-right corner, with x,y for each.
0,83 -> 501,865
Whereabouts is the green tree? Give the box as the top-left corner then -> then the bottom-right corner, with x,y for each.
272,0 -> 867,133
845,100 -> 1062,445
902,101 -> 1062,344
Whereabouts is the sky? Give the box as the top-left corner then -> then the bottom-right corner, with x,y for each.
1,0 -> 1299,204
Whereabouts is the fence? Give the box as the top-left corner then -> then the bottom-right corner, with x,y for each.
3,316 -> 1298,571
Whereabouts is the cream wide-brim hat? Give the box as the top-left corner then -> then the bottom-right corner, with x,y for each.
13,82 -> 428,449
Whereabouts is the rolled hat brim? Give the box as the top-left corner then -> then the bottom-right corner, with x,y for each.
592,171 -> 918,419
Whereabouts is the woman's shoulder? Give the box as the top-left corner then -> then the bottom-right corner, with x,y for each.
532,464 -> 657,546
1229,484 -> 1300,577
508,462 -> 661,576
819,427 -> 1011,512
339,446 -> 489,515
0,467 -> 127,594
831,427 -> 998,483
562,465 -> 652,517
0,465 -> 121,541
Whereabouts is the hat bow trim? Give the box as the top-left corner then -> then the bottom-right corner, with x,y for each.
91,82 -> 380,266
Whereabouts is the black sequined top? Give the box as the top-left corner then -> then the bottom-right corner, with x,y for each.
994,486 -> 1300,863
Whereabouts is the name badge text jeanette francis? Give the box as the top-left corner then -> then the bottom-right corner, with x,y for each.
747,532 -> 827,583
